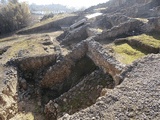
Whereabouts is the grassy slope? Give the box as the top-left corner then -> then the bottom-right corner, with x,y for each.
1,37 -> 45,63
128,33 -> 160,48
20,13 -> 76,32
112,43 -> 146,64
0,13 -> 76,64
112,32 -> 160,64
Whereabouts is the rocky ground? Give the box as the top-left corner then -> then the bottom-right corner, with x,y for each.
0,0 -> 160,120
60,54 -> 160,120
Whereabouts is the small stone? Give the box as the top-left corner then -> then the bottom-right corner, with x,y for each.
38,101 -> 41,106
54,103 -> 59,108
97,85 -> 100,89
9,109 -> 13,114
63,98 -> 67,102
43,47 -> 48,50
80,87 -> 84,91
127,112 -> 135,117
50,46 -> 55,49
62,113 -> 70,120
20,79 -> 27,90
92,117 -> 96,120
100,88 -> 108,96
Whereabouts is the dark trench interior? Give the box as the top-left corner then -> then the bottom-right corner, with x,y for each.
41,55 -> 98,105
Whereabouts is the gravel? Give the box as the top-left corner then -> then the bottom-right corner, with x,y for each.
59,54 -> 160,120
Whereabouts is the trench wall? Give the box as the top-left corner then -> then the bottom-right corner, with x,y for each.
114,38 -> 160,53
40,41 -> 88,88
9,54 -> 57,72
0,66 -> 18,120
41,38 -> 125,88
86,39 -> 125,85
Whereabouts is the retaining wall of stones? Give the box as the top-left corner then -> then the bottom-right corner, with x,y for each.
0,66 -> 18,120
40,41 -> 88,88
41,38 -> 125,88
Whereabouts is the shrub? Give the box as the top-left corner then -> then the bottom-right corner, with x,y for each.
40,13 -> 54,21
0,0 -> 31,34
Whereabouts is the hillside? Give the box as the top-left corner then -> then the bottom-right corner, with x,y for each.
0,0 -> 160,120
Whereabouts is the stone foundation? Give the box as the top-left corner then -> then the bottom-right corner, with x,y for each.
41,37 -> 125,88
0,37 -> 125,120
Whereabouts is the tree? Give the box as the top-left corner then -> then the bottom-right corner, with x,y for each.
8,0 -> 18,4
0,1 -> 31,34
1,0 -> 6,4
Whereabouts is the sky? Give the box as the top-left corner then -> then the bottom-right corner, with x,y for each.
19,0 -> 109,8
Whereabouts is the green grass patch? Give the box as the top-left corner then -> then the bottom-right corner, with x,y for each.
127,34 -> 160,48
112,43 -> 146,64
8,39 -> 44,54
1,38 -> 46,63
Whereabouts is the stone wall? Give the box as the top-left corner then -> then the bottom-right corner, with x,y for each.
94,17 -> 160,41
41,38 -> 125,88
9,54 -> 57,72
88,14 -> 130,31
105,14 -> 129,27
118,1 -> 160,18
0,66 -> 18,120
86,40 -> 125,85
0,38 -> 126,119
44,70 -> 115,119
41,41 -> 88,88
95,19 -> 146,41
114,38 -> 160,53
61,24 -> 89,44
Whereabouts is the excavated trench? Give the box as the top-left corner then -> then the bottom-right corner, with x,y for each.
41,55 -> 97,105
0,39 -> 124,120
14,54 -> 115,120
0,36 -> 125,120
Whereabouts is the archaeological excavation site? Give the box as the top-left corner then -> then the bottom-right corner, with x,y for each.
0,0 -> 160,120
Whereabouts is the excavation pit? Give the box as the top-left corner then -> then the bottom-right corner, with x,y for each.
41,55 -> 98,104
2,39 -> 124,120
15,55 -> 115,120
